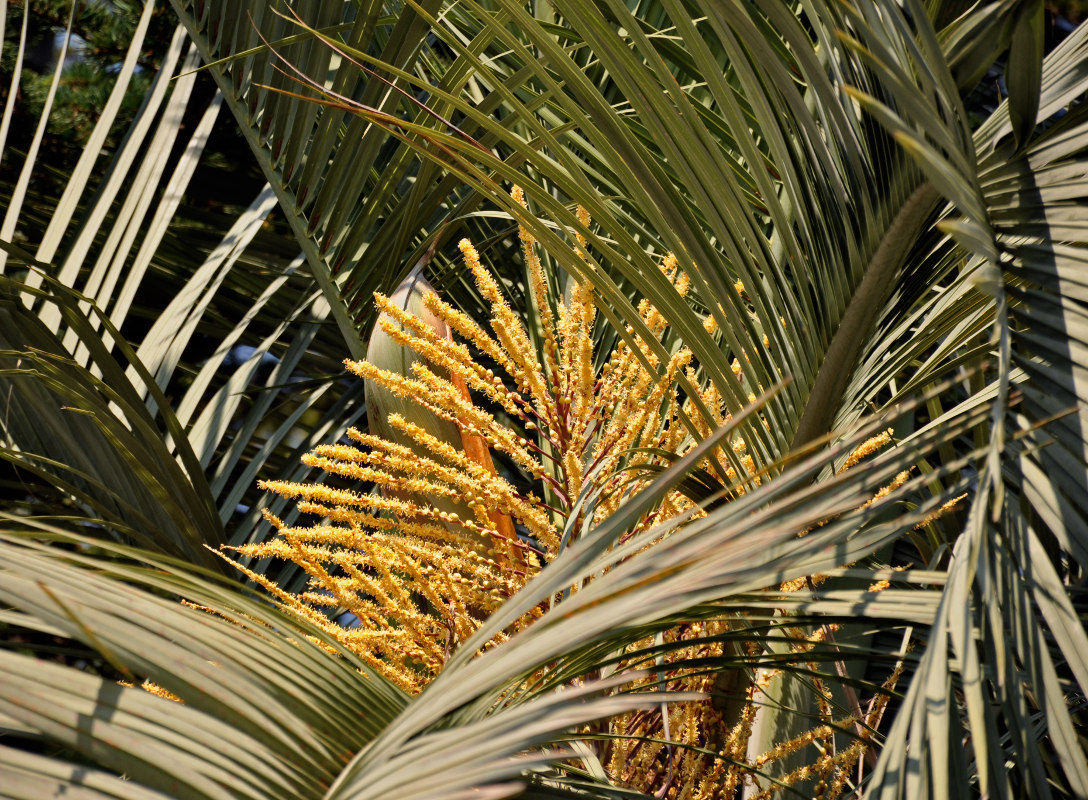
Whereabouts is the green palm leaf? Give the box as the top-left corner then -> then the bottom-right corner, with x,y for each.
0,520 -> 408,799
0,2 -> 366,564
167,0 -> 516,351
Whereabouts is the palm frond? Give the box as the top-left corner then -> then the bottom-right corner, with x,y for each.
0,520 -> 408,799
166,0 -> 515,350
839,3 -> 1088,796
0,3 -> 364,562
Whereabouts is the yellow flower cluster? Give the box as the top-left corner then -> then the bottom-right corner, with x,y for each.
597,612 -> 905,800
224,188 -> 913,796
223,191 -> 747,692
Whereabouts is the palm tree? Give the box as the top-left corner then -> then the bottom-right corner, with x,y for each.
1,0 -> 1086,798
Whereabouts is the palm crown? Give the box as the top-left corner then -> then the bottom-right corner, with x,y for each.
1,1 -> 1086,798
